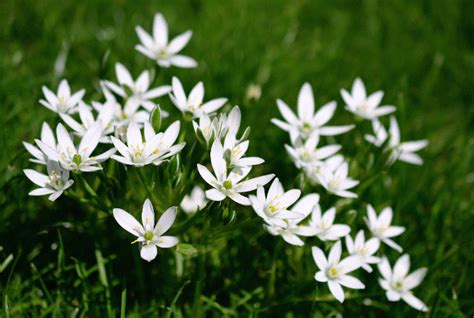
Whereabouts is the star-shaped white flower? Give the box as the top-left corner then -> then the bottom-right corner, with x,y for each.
378,255 -> 428,312
23,122 -> 57,165
345,230 -> 381,272
113,199 -> 179,262
61,102 -> 115,143
365,204 -> 405,252
365,117 -> 429,165
103,63 -> 171,111
317,161 -> 359,198
197,140 -> 274,206
36,122 -> 115,172
297,205 -> 350,241
304,154 -> 345,184
111,121 -> 184,167
249,178 -> 302,222
135,13 -> 197,68
272,83 -> 354,138
180,186 -> 208,214
340,78 -> 396,120
40,79 -> 85,114
24,160 -> 74,201
262,194 -> 320,246
285,133 -> 341,169
312,241 -> 365,303
170,77 -> 227,118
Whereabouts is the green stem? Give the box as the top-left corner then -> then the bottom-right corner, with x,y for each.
136,168 -> 162,210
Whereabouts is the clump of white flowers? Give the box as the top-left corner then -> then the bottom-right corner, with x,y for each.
22,11 -> 430,313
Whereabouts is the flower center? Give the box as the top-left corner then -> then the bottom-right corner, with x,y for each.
223,180 -> 233,190
72,154 -> 82,166
327,266 -> 339,278
144,231 -> 154,241
157,48 -> 169,59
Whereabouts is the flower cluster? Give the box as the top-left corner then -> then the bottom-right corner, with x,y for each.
23,11 -> 430,312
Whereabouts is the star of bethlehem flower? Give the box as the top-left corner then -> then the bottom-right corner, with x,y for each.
170,77 -> 227,118
285,132 -> 341,169
317,161 -> 359,198
312,241 -> 365,303
23,122 -> 57,165
99,84 -> 151,129
378,255 -> 428,312
103,63 -> 171,112
340,77 -> 396,120
113,199 -> 179,262
345,230 -> 381,273
365,117 -> 429,165
180,186 -> 208,214
304,154 -> 345,185
222,132 -> 263,172
271,82 -> 354,139
197,140 -> 274,206
61,101 -> 115,143
365,204 -> 405,252
36,122 -> 115,172
262,194 -> 320,246
249,178 -> 302,223
24,160 -> 74,201
297,205 -> 350,241
193,106 -> 242,148
111,121 -> 184,167
40,79 -> 85,114
135,13 -> 197,68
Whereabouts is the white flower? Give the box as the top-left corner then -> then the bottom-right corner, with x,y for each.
23,122 -> 57,165
365,117 -> 429,165
40,79 -> 85,114
36,122 -> 115,172
312,241 -> 365,303
222,133 -> 264,171
285,133 -> 341,169
103,63 -> 171,111
272,83 -> 354,138
193,114 -> 217,146
197,140 -> 274,206
340,78 -> 396,120
98,84 -> 152,129
262,194 -> 320,246
111,121 -> 184,167
304,154 -> 345,184
113,199 -> 179,262
180,186 -> 207,214
298,205 -> 350,241
345,230 -> 381,272
61,102 -> 115,143
317,161 -> 359,198
378,255 -> 428,312
249,178 -> 302,222
365,204 -> 405,252
24,160 -> 74,201
170,77 -> 227,118
135,13 -> 197,68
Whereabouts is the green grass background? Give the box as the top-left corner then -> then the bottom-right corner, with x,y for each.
0,0 -> 473,316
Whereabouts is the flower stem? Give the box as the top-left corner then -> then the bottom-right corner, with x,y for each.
136,168 -> 162,210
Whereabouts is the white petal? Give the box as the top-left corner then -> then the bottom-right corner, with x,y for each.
169,55 -> 198,68
24,169 -> 48,187
339,275 -> 365,289
377,257 -> 392,280
153,13 -> 168,46
328,280 -> 345,303
155,236 -> 179,248
404,268 -> 427,290
154,206 -> 177,236
115,63 -> 133,87
113,208 -> 144,237
394,254 -> 410,278
140,244 -> 158,262
313,101 -> 336,127
229,193 -> 251,206
282,233 -> 304,246
197,164 -> 217,186
276,99 -> 298,125
168,30 -> 192,54
141,199 -> 155,230
401,293 -> 428,312
297,83 -> 315,121
311,246 -> 328,270
206,189 -> 226,201
328,241 -> 342,264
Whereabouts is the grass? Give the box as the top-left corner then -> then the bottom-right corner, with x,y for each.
0,0 -> 473,316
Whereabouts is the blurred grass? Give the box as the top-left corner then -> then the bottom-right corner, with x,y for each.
0,0 -> 473,316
